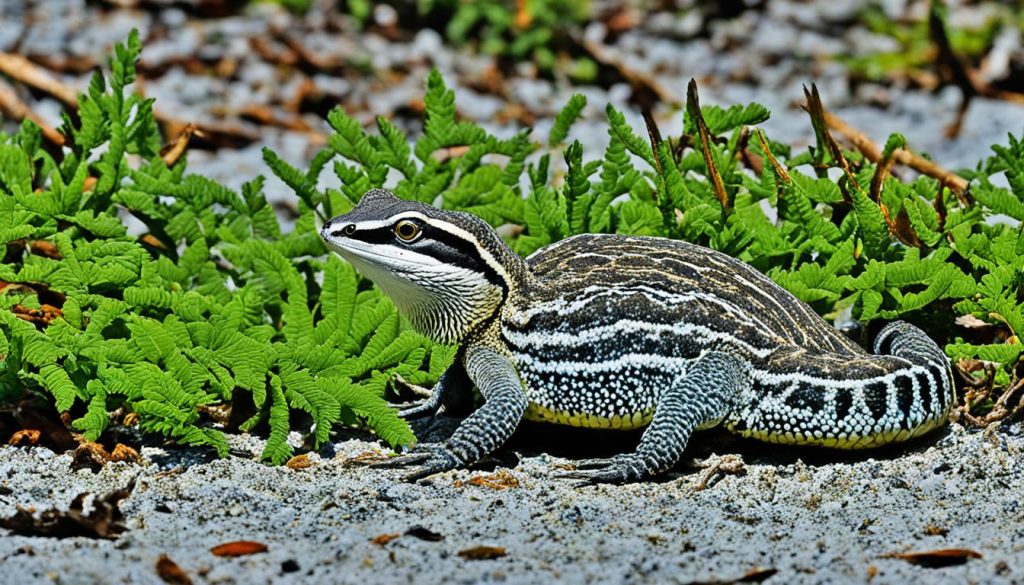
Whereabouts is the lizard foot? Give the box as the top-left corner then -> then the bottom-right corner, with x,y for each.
393,374 -> 433,398
553,453 -> 652,485
396,400 -> 439,420
371,444 -> 460,482
563,454 -> 633,470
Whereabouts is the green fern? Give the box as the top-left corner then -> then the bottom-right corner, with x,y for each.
548,93 -> 587,146
4,35 -> 1024,460
0,31 -> 449,464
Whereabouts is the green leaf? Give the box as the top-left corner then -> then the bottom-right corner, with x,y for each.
549,93 -> 587,146
688,102 -> 771,136
262,374 -> 294,465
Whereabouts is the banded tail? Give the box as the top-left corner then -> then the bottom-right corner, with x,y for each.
726,321 -> 955,449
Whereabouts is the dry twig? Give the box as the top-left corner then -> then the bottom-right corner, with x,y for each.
0,79 -> 64,146
0,51 -> 78,106
821,110 -> 969,195
577,36 -> 680,109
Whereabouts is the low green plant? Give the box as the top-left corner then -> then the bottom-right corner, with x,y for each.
843,1 -> 1007,84
269,71 -> 1023,423
3,33 -> 1022,465
338,0 -> 593,77
0,32 -> 452,464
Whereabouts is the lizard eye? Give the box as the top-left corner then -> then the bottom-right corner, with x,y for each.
342,224 -> 356,236
394,220 -> 421,242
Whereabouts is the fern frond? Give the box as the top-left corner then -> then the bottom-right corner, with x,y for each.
549,93 -> 587,146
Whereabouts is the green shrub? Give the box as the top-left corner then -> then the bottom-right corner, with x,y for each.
269,70 -> 1023,422
0,32 -> 450,464
2,33 -> 1021,465
338,0 -> 592,76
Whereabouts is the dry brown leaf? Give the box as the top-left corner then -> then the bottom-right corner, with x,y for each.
27,240 -> 61,259
285,454 -> 316,470
139,234 -> 169,250
514,0 -> 531,29
156,554 -> 193,585
604,6 -> 639,34
160,123 -> 196,168
286,78 -> 318,113
684,566 -> 777,585
214,56 -> 238,79
456,469 -> 520,490
892,206 -> 923,248
370,533 -> 401,546
210,541 -> 269,557
404,525 -> 445,542
8,429 -> 41,446
735,567 -> 777,583
110,443 -> 142,464
71,441 -> 111,471
431,145 -> 472,163
457,545 -> 507,560
11,304 -> 63,326
883,548 -> 982,568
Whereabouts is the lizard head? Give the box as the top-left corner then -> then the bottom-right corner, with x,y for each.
321,189 -> 525,344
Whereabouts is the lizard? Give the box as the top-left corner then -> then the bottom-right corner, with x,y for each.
320,189 -> 955,484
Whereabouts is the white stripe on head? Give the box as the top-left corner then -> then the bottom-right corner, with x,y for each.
427,217 -> 509,283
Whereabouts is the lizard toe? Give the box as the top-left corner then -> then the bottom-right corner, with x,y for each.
397,401 -> 439,420
402,448 -> 460,482
369,450 -> 433,469
566,454 -> 632,470
554,454 -> 652,484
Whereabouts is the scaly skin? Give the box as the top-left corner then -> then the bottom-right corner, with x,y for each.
322,190 -> 955,484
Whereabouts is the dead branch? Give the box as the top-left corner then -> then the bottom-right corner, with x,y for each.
0,78 -> 64,146
577,36 -> 681,109
821,110 -> 969,195
0,50 -> 262,148
159,123 -> 197,167
928,0 -> 1024,138
0,51 -> 79,107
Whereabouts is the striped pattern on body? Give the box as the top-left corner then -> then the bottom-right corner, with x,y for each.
502,234 -> 954,448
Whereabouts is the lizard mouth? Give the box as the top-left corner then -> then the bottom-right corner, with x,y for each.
325,238 -> 438,268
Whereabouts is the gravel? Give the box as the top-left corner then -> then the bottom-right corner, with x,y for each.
1,422 -> 1022,584
2,2 -> 1024,583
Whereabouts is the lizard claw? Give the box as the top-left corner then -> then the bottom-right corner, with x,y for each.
396,400 -> 440,420
393,374 -> 433,398
370,444 -> 460,482
553,454 -> 652,485
565,454 -> 631,470
370,451 -> 433,469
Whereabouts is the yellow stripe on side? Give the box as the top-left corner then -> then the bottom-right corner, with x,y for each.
727,416 -> 948,449
523,403 -> 654,430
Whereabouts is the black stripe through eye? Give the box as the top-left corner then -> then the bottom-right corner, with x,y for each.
329,224 -> 356,238
347,224 -> 508,292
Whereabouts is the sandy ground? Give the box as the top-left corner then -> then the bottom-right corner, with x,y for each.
1,418 -> 1022,585
2,3 -> 1024,584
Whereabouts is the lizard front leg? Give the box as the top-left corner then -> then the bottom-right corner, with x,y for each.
561,351 -> 749,484
377,345 -> 528,482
